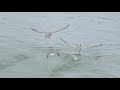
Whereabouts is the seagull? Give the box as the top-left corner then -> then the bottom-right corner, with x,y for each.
60,38 -> 103,53
30,24 -> 69,39
44,47 -> 60,59
60,38 -> 104,60
47,52 -> 60,59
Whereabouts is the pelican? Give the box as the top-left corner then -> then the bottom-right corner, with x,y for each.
30,24 -> 69,39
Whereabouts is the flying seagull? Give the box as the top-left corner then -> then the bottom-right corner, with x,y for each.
30,24 -> 69,39
60,38 -> 103,53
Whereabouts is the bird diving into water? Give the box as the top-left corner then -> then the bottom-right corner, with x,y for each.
30,24 -> 69,39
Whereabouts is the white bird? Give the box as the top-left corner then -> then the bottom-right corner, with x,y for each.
60,38 -> 103,60
60,38 -> 103,53
41,47 -> 60,59
30,24 -> 69,39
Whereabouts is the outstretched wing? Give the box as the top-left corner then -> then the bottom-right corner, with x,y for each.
74,43 -> 82,48
30,28 -> 44,34
60,38 -> 73,47
90,44 -> 103,48
53,24 -> 69,33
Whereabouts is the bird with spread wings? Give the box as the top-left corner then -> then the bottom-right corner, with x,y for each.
60,38 -> 103,54
30,24 -> 69,39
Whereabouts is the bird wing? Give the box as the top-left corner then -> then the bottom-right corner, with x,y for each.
89,44 -> 103,48
53,24 -> 69,33
60,38 -> 73,47
30,28 -> 45,34
74,43 -> 82,48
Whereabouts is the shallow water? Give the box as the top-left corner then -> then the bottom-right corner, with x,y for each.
0,12 -> 120,78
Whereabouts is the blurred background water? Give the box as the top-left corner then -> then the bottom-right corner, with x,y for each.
0,12 -> 120,78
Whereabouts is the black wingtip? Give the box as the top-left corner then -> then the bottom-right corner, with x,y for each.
30,28 -> 35,30
57,53 -> 60,56
99,44 -> 103,46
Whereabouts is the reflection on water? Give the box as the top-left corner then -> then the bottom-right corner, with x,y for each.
0,42 -> 120,78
